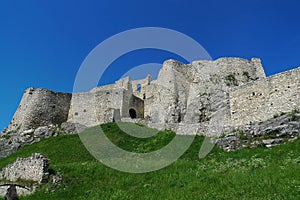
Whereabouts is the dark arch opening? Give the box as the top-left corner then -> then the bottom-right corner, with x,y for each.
129,108 -> 137,119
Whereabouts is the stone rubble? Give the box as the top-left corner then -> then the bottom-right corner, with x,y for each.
0,153 -> 51,197
0,153 -> 50,184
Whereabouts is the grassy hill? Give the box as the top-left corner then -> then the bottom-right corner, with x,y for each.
0,122 -> 299,199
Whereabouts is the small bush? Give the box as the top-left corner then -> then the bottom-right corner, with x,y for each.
225,74 -> 239,86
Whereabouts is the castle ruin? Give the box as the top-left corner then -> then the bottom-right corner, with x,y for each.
5,58 -> 300,136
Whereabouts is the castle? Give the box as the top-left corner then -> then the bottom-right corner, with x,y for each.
6,58 -> 300,136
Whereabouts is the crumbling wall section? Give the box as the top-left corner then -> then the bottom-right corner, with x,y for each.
230,67 -> 300,126
68,77 -> 145,126
4,57 -> 299,137
8,88 -> 71,132
132,75 -> 151,100
0,153 -> 49,184
144,58 -> 267,135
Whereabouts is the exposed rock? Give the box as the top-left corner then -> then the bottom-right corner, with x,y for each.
0,122 -> 86,159
51,175 -> 63,185
262,138 -> 284,148
34,125 -> 58,139
60,122 -> 87,134
216,111 -> 300,151
214,133 -> 243,152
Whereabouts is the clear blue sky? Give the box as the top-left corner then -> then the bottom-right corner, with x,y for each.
1,0 -> 300,131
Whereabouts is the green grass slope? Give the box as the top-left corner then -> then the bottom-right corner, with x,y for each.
0,122 -> 299,200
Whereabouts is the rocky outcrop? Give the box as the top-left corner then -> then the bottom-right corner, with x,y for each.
0,122 -> 86,159
216,110 -> 300,151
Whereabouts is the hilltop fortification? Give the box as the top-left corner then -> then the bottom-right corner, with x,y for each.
7,88 -> 71,132
4,57 -> 300,136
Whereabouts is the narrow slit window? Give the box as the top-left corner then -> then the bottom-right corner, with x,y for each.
137,84 -> 141,92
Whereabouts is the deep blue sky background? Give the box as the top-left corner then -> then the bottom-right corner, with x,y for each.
1,0 -> 300,130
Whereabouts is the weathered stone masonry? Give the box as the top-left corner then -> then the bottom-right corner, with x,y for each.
230,67 -> 300,126
68,76 -> 145,127
0,153 -> 49,184
4,57 -> 300,136
7,88 -> 71,132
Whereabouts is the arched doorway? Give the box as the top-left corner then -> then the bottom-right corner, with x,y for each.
129,108 -> 137,119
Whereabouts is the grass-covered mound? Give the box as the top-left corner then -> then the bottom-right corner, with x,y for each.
0,122 -> 299,199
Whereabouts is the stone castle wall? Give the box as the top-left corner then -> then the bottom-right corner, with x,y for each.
68,76 -> 145,127
7,88 -> 71,132
68,84 -> 126,127
230,67 -> 300,126
143,58 -> 267,135
131,75 -> 151,100
3,57 -> 300,136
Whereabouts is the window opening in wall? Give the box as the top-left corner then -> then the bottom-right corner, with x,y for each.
137,84 -> 141,92
178,115 -> 182,123
129,108 -> 137,119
